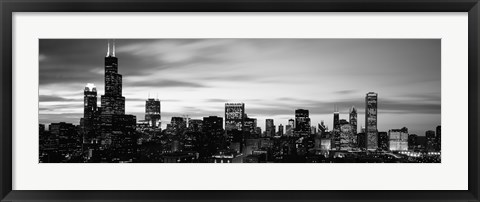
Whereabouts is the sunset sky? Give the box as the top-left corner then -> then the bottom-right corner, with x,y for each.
39,39 -> 441,135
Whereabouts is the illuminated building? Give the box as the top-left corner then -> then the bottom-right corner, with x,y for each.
98,41 -> 137,156
145,98 -> 161,128
265,119 -> 275,137
84,83 -> 98,119
339,124 -> 355,150
365,92 -> 378,150
320,139 -> 331,150
349,106 -> 357,134
388,128 -> 408,151
83,83 -> 99,142
101,41 -> 125,115
294,109 -> 310,136
243,116 -> 257,135
225,103 -> 245,132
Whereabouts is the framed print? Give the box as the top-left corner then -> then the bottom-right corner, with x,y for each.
1,0 -> 479,201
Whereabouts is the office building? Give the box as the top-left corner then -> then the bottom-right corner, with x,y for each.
145,98 -> 161,128
265,119 -> 275,137
225,103 -> 245,132
365,92 -> 378,150
388,128 -> 408,151
294,109 -> 310,135
349,106 -> 357,134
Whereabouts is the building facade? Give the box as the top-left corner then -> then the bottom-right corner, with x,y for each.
365,92 -> 378,150
145,98 -> 161,128
294,109 -> 311,136
349,106 -> 357,135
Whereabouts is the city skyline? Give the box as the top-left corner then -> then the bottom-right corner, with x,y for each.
39,39 -> 441,135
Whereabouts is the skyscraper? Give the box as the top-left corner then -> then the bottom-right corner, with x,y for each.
83,83 -> 99,141
101,40 -> 125,115
333,106 -> 340,130
278,124 -> 284,136
265,119 -> 275,137
295,109 -> 311,136
425,130 -> 436,151
145,98 -> 161,128
349,106 -> 357,134
243,116 -> 257,135
288,119 -> 295,128
365,92 -> 378,150
225,103 -> 245,132
84,83 -> 97,119
98,40 -> 136,154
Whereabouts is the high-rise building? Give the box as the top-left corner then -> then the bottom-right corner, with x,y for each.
83,83 -> 99,141
97,40 -> 137,155
145,98 -> 161,128
339,124 -> 355,150
349,106 -> 357,134
425,130 -> 436,151
84,83 -> 98,119
265,119 -> 275,137
388,128 -> 408,151
285,124 -> 293,136
243,115 -> 257,135
101,41 -> 125,115
333,106 -> 340,130
318,121 -> 326,134
294,109 -> 310,135
378,131 -> 388,151
288,119 -> 295,129
365,92 -> 378,150
225,103 -> 245,132
278,124 -> 284,136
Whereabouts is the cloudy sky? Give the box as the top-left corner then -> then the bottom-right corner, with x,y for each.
39,39 -> 440,135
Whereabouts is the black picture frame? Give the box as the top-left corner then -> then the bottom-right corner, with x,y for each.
1,0 -> 479,201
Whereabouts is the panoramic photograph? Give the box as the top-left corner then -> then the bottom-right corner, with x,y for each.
39,39 -> 441,163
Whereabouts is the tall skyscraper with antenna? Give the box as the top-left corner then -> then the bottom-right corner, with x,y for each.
101,40 -> 125,115
97,40 -> 136,157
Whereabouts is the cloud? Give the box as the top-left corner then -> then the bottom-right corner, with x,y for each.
39,95 -> 80,102
128,79 -> 208,88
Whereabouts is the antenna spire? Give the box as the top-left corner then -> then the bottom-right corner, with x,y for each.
112,39 -> 116,57
106,40 -> 110,57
